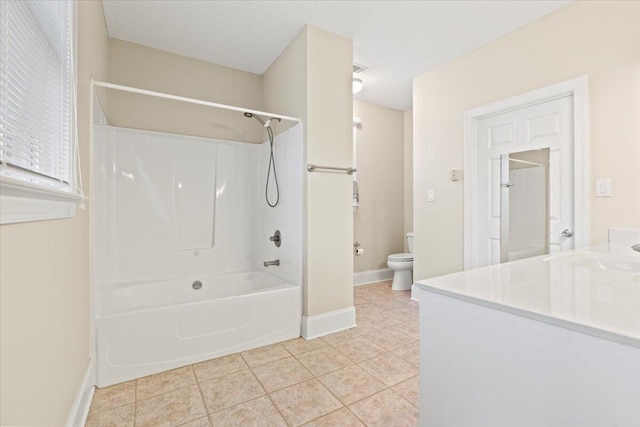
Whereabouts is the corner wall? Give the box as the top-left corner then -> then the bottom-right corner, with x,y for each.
0,1 -> 109,424
353,100 -> 405,272
404,109 -> 414,251
263,26 -> 354,328
413,0 -> 640,280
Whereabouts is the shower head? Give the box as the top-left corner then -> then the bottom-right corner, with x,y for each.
243,112 -> 281,129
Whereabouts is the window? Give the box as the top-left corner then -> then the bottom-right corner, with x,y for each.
0,0 -> 81,224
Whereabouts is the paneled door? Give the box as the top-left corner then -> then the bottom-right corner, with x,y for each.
476,95 -> 574,266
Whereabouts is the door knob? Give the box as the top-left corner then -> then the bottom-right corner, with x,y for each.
562,229 -> 574,238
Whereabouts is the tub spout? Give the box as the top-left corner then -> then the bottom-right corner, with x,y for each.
264,259 -> 280,267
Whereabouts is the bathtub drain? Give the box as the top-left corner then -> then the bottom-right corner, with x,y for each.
192,280 -> 202,290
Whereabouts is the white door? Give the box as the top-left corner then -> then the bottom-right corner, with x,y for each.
477,95 -> 574,267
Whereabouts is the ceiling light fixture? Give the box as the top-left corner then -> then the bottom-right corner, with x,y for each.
352,78 -> 363,94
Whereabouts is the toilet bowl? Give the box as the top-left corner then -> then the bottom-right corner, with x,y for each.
388,233 -> 414,291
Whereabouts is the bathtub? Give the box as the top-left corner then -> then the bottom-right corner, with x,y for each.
96,271 -> 301,387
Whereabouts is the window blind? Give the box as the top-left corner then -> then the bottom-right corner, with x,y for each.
0,0 -> 73,185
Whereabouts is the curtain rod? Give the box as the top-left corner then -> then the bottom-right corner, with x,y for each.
92,80 -> 301,123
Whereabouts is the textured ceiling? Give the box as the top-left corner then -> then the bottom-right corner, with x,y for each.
102,0 -> 570,111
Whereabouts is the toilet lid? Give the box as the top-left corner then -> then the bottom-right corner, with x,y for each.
388,253 -> 413,261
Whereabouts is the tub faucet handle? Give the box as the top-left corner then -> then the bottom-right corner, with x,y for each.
270,230 -> 281,247
264,260 -> 280,267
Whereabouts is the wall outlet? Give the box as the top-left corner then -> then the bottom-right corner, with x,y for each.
450,169 -> 463,182
595,178 -> 612,197
427,189 -> 435,202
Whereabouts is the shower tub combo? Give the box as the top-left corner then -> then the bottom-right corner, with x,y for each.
97,272 -> 300,386
92,94 -> 303,387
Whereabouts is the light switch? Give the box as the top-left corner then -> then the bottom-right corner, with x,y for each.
427,190 -> 435,202
595,178 -> 612,197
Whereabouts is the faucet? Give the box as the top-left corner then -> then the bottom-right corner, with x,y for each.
264,259 -> 280,267
632,244 -> 640,253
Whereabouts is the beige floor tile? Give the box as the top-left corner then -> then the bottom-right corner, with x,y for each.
193,353 -> 247,382
392,375 -> 420,407
395,321 -> 420,340
295,346 -> 353,376
391,341 -> 420,367
88,381 -> 135,415
354,303 -> 386,318
303,407 -> 364,426
136,366 -> 196,400
282,337 -> 328,355
270,379 -> 343,426
134,385 -> 206,427
240,343 -> 290,367
365,297 -> 410,311
349,389 -> 419,427
317,365 -> 386,405
358,353 -> 419,387
332,337 -> 386,363
353,295 -> 370,305
353,315 -> 384,335
391,306 -> 419,320
365,328 -> 415,351
377,310 -> 411,326
177,417 -> 210,427
252,356 -> 313,392
321,328 -> 360,345
198,369 -> 265,413
85,403 -> 134,427
208,395 -> 287,427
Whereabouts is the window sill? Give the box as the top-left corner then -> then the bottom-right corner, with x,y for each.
0,177 -> 84,225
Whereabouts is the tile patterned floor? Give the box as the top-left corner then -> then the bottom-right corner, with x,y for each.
85,280 -> 419,427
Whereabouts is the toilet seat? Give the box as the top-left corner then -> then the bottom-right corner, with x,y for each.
388,253 -> 413,262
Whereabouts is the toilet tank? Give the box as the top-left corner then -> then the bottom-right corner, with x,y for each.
406,232 -> 414,253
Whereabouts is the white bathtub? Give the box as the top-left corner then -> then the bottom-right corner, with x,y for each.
96,271 -> 301,387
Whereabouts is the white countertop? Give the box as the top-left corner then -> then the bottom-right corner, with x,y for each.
415,245 -> 640,348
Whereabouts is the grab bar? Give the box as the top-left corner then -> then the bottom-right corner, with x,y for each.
307,164 -> 356,175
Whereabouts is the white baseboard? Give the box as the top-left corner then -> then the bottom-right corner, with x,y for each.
66,359 -> 96,427
354,268 -> 394,286
301,307 -> 356,340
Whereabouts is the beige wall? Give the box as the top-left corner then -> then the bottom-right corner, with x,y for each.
264,26 -> 353,317
404,110 -> 413,251
353,100 -> 405,272
413,0 -> 640,280
0,1 -> 109,425
107,38 -> 265,143
306,26 -> 353,315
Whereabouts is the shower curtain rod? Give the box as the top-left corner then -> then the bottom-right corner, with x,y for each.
92,80 -> 301,123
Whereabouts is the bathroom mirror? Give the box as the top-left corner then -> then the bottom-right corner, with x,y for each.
500,148 -> 550,263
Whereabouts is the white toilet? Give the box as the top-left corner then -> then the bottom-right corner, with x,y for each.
387,232 -> 414,291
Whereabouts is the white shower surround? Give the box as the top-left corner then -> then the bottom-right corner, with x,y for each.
92,118 -> 303,387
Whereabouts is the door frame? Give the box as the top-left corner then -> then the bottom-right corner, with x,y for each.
463,76 -> 589,270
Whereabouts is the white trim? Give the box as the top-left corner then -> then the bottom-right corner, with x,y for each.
463,75 -> 589,270
354,268 -> 394,286
301,307 -> 356,340
93,80 -> 300,123
65,359 -> 95,427
0,195 -> 77,224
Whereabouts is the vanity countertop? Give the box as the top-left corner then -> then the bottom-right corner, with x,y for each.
414,245 -> 640,348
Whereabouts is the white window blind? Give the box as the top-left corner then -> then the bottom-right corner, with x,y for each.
0,0 -> 73,188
